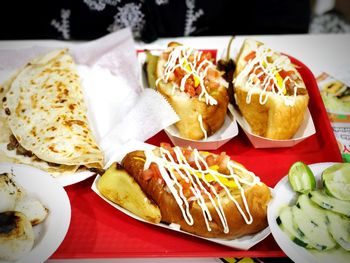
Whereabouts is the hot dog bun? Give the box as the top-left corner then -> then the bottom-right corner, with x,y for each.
121,145 -> 271,239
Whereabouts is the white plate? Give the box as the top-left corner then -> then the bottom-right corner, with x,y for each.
55,170 -> 95,187
92,175 -> 270,250
0,163 -> 71,263
267,162 -> 350,263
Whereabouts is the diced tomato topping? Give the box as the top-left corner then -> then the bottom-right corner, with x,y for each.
181,180 -> 193,198
187,76 -> 195,85
244,51 -> 256,62
254,67 -> 263,76
161,142 -> 180,163
196,51 -> 213,66
173,170 -> 182,180
142,162 -> 163,182
216,152 -> 226,164
150,163 -> 162,181
217,152 -> 230,171
160,142 -> 172,150
266,79 -> 274,91
202,183 -> 213,194
202,52 -> 213,62
174,67 -> 185,79
188,161 -> 197,168
279,69 -> 294,79
188,160 -> 205,170
142,168 -> 154,181
211,182 -> 223,193
195,85 -> 202,95
182,148 -> 193,159
181,180 -> 191,190
184,83 -> 196,97
205,154 -> 217,166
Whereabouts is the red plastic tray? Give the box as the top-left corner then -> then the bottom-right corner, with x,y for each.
51,56 -> 342,259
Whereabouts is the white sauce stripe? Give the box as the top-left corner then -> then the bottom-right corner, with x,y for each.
197,114 -> 207,140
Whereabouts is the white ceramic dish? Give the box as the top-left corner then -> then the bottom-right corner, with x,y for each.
267,162 -> 350,263
0,163 -> 71,263
55,170 -> 95,187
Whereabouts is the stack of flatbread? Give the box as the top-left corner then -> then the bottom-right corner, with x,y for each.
0,49 -> 104,176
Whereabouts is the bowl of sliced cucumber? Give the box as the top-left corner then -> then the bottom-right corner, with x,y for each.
268,162 -> 350,263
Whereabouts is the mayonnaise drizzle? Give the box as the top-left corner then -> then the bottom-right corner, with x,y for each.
158,45 -> 219,106
143,146 -> 260,234
197,114 -> 207,140
234,44 -> 305,106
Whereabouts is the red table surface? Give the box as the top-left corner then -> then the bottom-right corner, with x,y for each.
51,56 -> 342,259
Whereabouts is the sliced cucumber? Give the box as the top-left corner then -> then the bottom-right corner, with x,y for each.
277,206 -> 310,248
292,206 -> 336,250
296,194 -> 328,229
309,190 -> 350,217
288,161 -> 316,194
326,211 -> 350,251
322,163 -> 350,201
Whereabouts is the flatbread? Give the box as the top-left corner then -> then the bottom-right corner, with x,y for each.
0,73 -> 78,175
1,49 -> 104,171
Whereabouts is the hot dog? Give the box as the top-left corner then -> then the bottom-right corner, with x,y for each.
155,42 -> 229,140
121,143 -> 271,239
233,39 -> 309,139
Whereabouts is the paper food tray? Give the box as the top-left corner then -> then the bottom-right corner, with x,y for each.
231,105 -> 316,148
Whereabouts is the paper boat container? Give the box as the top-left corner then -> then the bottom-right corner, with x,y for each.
231,105 -> 316,148
164,107 -> 239,150
91,175 -> 270,250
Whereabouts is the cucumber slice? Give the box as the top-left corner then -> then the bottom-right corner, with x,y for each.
277,206 -> 310,248
326,211 -> 350,251
309,190 -> 350,217
288,161 -> 316,194
322,163 -> 350,201
292,206 -> 336,251
296,194 -> 328,229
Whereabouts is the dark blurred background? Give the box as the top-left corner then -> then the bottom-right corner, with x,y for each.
0,0 -> 349,42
